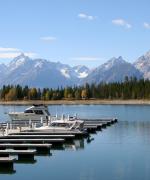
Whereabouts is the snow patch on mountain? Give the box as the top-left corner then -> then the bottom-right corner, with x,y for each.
60,69 -> 70,78
78,72 -> 88,78
73,65 -> 89,78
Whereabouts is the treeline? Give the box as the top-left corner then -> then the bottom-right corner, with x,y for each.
0,77 -> 150,100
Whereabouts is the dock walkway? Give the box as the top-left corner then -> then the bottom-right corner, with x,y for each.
0,143 -> 52,152
0,138 -> 64,144
0,149 -> 36,160
1,134 -> 75,139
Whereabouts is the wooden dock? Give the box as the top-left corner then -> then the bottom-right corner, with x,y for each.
0,116 -> 118,173
0,157 -> 16,168
0,138 -> 65,144
1,134 -> 75,139
82,118 -> 117,124
0,143 -> 52,152
10,131 -> 88,137
0,149 -> 36,160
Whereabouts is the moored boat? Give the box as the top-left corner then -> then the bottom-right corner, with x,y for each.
8,104 -> 50,122
34,119 -> 85,132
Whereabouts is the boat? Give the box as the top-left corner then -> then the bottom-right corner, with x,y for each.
8,104 -> 50,122
8,104 -> 86,134
34,119 -> 85,132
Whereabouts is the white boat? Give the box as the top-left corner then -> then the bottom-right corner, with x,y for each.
8,104 -> 50,121
8,104 -> 85,133
35,119 -> 84,132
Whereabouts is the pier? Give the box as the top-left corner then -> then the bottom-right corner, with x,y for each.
0,117 -> 118,173
0,138 -> 65,144
0,149 -> 36,160
0,134 -> 75,139
0,157 -> 16,172
0,143 -> 52,152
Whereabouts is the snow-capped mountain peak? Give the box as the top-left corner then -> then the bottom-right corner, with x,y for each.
0,51 -> 148,88
82,56 -> 142,84
9,53 -> 31,71
13,53 -> 30,63
134,50 -> 150,79
102,56 -> 126,70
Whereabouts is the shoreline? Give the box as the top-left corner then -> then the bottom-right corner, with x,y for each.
0,99 -> 150,105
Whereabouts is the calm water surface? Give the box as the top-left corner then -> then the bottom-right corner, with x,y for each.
0,104 -> 150,180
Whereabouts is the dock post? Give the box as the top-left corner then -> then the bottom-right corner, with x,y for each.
75,113 -> 77,119
5,127 -> 8,136
2,127 -> 4,136
40,117 -> 43,125
61,114 -> 64,120
29,119 -> 32,130
32,123 -> 35,129
48,116 -> 51,126
19,125 -> 21,132
56,114 -> 58,120
10,123 -> 12,130
46,116 -> 48,126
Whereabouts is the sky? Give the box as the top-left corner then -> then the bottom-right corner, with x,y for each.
0,0 -> 150,67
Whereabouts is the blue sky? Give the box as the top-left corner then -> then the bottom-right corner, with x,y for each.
0,0 -> 150,67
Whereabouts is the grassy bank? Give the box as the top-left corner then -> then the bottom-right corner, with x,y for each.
0,99 -> 150,105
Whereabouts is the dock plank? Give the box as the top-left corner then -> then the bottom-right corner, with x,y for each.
0,149 -> 36,155
0,143 -> 52,148
0,157 -> 16,162
0,138 -> 65,143
4,135 -> 74,139
13,131 -> 83,135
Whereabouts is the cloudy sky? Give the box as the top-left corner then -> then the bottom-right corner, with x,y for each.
0,0 -> 150,67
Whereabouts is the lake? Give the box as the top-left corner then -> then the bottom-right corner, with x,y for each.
1,104 -> 150,180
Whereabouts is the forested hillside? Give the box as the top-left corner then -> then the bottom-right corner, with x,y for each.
0,77 -> 150,101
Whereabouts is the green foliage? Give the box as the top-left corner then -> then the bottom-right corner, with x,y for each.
0,77 -> 150,100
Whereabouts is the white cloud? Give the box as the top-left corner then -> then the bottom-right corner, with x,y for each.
78,13 -> 97,21
0,46 -> 37,59
24,52 -> 37,58
0,47 -> 21,52
112,19 -> 132,29
40,36 -> 57,42
0,52 -> 37,59
70,57 -> 101,61
144,22 -> 150,29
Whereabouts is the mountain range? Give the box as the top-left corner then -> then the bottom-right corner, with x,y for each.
0,50 -> 150,88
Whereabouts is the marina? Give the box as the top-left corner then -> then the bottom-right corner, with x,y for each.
1,0 -> 150,179
0,104 -> 150,179
0,104 -> 118,174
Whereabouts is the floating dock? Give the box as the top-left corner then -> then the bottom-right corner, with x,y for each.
10,131 -> 88,138
0,143 -> 52,152
0,138 -> 65,144
0,149 -> 36,160
0,157 -> 16,173
0,116 -> 118,173
0,134 -> 75,139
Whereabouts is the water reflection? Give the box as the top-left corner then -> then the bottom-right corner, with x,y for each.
63,139 -> 85,150
87,137 -> 94,143
15,159 -> 37,164
0,168 -> 16,175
